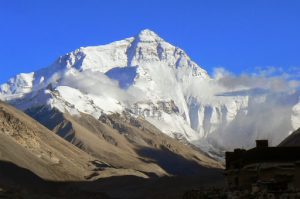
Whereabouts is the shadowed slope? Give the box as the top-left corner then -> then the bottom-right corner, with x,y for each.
278,128 -> 300,146
0,160 -> 113,199
0,160 -> 223,199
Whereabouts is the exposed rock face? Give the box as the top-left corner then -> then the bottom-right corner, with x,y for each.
0,101 -> 92,181
0,101 -> 153,185
26,105 -> 223,177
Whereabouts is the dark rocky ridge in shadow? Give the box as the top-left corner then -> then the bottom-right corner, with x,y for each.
279,128 -> 300,146
137,146 -> 220,176
0,160 -> 224,199
0,160 -> 113,199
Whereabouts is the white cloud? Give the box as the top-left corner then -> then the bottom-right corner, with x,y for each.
214,66 -> 300,92
207,66 -> 300,149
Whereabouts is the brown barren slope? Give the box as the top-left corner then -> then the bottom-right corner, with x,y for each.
0,101 -> 224,198
26,106 -> 222,177
0,101 -> 147,183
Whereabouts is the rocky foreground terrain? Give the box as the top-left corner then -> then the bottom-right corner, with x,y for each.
0,100 -> 224,198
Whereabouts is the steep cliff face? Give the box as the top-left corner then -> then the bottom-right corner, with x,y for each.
1,29 -> 299,156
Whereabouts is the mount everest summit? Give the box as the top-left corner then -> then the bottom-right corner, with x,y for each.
1,29 -> 299,157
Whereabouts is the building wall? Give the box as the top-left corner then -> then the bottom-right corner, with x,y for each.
226,162 -> 299,191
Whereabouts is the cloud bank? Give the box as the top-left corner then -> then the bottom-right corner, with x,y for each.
213,66 -> 300,92
208,66 -> 300,150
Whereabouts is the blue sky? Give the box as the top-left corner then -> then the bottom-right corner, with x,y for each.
0,0 -> 299,83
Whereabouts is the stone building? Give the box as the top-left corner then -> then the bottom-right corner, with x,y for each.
225,140 -> 300,193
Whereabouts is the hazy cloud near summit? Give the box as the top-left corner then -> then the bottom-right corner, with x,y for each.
59,70 -> 146,103
213,66 -> 300,92
208,66 -> 300,149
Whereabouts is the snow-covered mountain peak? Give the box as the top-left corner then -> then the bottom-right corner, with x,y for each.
36,29 -> 210,82
1,30 -> 299,159
135,29 -> 163,42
